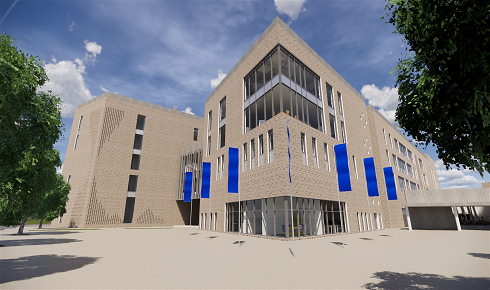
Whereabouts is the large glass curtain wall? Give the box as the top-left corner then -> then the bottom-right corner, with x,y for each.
244,46 -> 324,133
226,197 -> 347,238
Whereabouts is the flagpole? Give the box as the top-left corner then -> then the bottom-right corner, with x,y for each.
336,189 -> 344,247
238,150 -> 241,245
189,195 -> 193,234
208,193 -> 212,234
387,196 -> 394,238
287,120 -> 295,257
366,194 -> 374,241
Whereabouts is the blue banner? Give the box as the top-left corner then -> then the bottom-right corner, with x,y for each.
228,147 -> 239,193
363,157 -> 379,197
201,162 -> 211,198
383,167 -> 398,200
287,121 -> 291,184
334,143 -> 351,192
184,172 -> 193,202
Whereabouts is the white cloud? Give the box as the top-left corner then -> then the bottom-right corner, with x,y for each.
361,84 -> 399,126
437,168 -> 483,187
389,51 -> 392,55
56,164 -> 63,174
210,69 -> 227,89
401,43 -> 404,47
40,56 -> 94,117
435,159 -> 445,170
182,107 -> 195,115
274,0 -> 307,24
84,40 -> 102,64
449,185 -> 468,189
100,85 -> 109,92
69,21 -> 77,31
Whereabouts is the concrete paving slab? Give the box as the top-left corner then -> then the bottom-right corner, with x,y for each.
1,225 -> 489,289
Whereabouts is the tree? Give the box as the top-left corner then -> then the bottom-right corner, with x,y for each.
33,173 -> 70,229
0,33 -> 65,234
384,0 -> 490,176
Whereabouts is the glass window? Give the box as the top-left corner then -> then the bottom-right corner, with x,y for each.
324,143 -> 330,171
386,150 -> 390,165
220,97 -> 226,121
273,85 -> 280,116
297,94 -> 304,122
74,116 -> 83,149
219,125 -> 226,148
250,101 -> 256,130
302,96 -> 308,124
268,130 -> 273,151
207,135 -> 211,156
300,65 -> 305,89
244,143 -> 247,161
305,69 -> 315,95
251,139 -> 255,158
265,90 -> 273,121
295,60 -> 301,87
315,78 -> 321,99
292,91 -> 298,120
271,50 -> 279,78
394,138 -> 399,152
280,50 -> 289,78
353,155 -> 358,179
257,96 -> 265,125
259,134 -> 264,155
250,71 -> 256,96
264,56 -> 271,84
257,63 -> 264,91
318,107 -> 324,132
282,84 -> 291,116
301,133 -> 305,153
340,121 -> 346,143
408,150 -> 413,162
208,111 -> 212,131
244,107 -> 250,133
193,128 -> 199,141
307,100 -> 318,129
329,114 -> 336,139
337,92 -> 343,115
244,78 -> 249,100
326,84 -> 333,108
393,154 -> 398,170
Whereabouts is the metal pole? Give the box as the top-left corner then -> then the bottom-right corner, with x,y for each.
337,191 -> 344,247
289,176 -> 295,256
189,195 -> 193,234
386,197 -> 394,238
366,195 -> 374,241
238,151 -> 241,245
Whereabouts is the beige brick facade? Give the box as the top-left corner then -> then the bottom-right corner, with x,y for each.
53,17 -> 439,237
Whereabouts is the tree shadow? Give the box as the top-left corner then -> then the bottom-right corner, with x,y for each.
468,253 -> 490,259
190,233 -> 199,235
360,237 -> 373,241
233,241 -> 245,245
363,271 -> 490,289
1,238 -> 82,247
207,236 -> 218,239
379,234 -> 391,237
331,241 -> 346,247
17,231 -> 79,236
0,254 -> 100,284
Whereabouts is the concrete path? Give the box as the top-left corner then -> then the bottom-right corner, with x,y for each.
1,225 -> 489,289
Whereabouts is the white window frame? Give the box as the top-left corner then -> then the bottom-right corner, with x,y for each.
352,155 -> 358,179
383,129 -> 387,145
324,143 -> 330,171
312,137 -> 318,168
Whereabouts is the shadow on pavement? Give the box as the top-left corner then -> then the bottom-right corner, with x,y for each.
360,237 -> 373,241
331,242 -> 346,247
0,254 -> 100,284
207,236 -> 219,239
379,235 -> 391,237
1,238 -> 82,247
190,233 -> 199,235
468,252 -> 490,260
363,271 -> 490,290
233,241 -> 245,245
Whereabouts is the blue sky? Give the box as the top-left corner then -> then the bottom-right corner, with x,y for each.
2,0 -> 488,188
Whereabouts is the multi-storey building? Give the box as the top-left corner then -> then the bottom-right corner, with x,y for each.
53,17 -> 439,238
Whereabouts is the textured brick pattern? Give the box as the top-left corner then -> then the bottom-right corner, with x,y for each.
52,93 -> 204,228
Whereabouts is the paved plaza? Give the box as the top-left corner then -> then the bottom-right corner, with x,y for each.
1,224 -> 489,289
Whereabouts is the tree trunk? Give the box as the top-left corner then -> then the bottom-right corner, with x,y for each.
39,218 -> 43,229
17,217 -> 28,235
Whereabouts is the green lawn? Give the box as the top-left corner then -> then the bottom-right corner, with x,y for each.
24,219 -> 54,225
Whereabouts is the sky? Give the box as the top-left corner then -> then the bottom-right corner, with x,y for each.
2,0 -> 488,189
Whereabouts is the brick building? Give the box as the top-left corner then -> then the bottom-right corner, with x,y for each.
53,17 -> 439,239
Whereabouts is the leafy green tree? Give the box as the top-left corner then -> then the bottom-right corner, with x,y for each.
0,33 -> 65,234
33,173 -> 70,229
384,0 -> 490,176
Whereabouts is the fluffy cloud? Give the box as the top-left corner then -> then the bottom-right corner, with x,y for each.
182,107 -> 195,115
69,21 -> 77,31
389,51 -> 392,55
56,164 -> 63,174
437,167 -> 483,188
40,57 -> 93,117
210,69 -> 226,89
100,85 -> 109,92
361,84 -> 399,125
435,159 -> 445,170
274,0 -> 307,24
84,40 -> 102,64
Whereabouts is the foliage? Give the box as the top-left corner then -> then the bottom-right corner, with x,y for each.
33,173 -> 70,223
384,0 -> 490,176
0,33 -> 66,230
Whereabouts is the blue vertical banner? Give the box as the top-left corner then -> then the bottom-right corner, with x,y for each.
201,162 -> 211,198
287,121 -> 291,184
383,167 -> 398,200
363,157 -> 379,197
228,147 -> 239,193
184,172 -> 193,202
334,143 -> 351,192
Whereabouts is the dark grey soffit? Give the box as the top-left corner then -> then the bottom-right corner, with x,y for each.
205,16 -> 366,104
76,92 -> 204,121
367,104 -> 428,160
